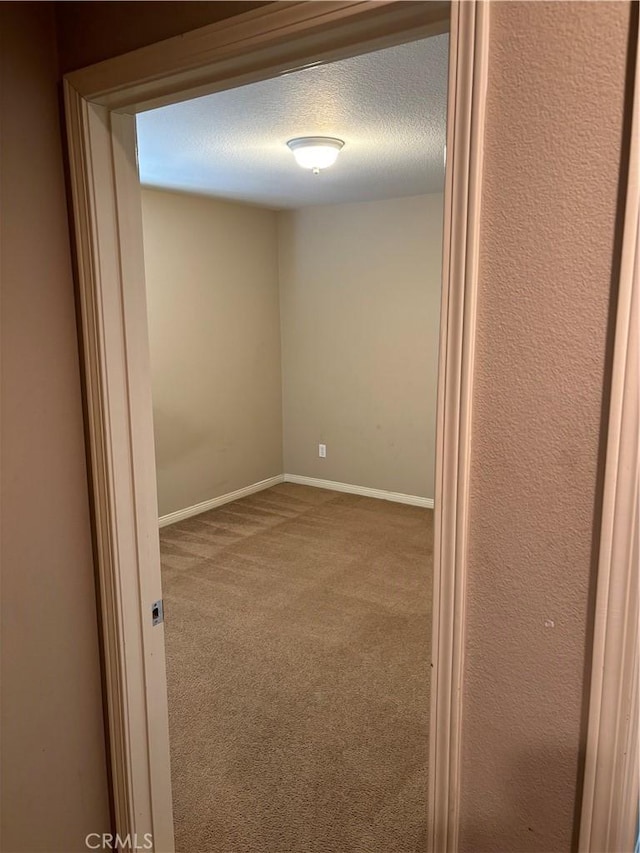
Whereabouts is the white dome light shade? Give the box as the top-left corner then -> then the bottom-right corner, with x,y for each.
286,137 -> 344,172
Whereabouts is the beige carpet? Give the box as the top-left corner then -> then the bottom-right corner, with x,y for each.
160,482 -> 433,853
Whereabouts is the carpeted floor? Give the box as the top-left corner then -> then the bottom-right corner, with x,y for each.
159,482 -> 433,853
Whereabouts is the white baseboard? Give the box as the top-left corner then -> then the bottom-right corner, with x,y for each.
158,475 -> 285,528
282,474 -> 434,508
159,472 -> 433,527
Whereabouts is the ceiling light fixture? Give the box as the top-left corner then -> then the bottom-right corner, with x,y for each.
286,137 -> 344,174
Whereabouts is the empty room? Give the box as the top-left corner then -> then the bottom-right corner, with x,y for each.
136,32 -> 447,853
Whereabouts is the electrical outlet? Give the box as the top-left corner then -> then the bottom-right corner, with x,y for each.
318,443 -> 327,458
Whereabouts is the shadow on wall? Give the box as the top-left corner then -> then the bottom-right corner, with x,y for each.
461,742 -> 583,853
152,406 -> 212,466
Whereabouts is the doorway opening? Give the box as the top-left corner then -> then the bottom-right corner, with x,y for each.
63,2 -> 492,849
137,32 -> 448,852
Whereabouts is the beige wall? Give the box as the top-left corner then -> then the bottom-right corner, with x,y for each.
143,191 -> 442,513
279,195 -> 443,498
142,189 -> 283,517
0,5 -> 110,850
55,1 -> 268,74
460,2 -> 633,851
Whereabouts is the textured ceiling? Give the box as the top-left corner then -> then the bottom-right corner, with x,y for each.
136,35 -> 449,209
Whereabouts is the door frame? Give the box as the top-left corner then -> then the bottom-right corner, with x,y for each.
578,16 -> 640,853
63,2 -> 637,852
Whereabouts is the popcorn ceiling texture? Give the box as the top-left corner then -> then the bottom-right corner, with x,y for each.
461,2 -> 633,851
136,35 -> 448,208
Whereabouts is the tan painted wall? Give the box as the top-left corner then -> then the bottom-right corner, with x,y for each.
142,189 -> 283,517
460,2 -> 633,851
278,195 -> 443,498
55,1 -> 268,74
0,5 -> 110,850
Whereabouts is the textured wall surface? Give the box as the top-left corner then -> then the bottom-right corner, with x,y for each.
279,195 -> 443,498
142,189 -> 283,517
460,2 -> 632,851
55,0 -> 267,74
0,5 -> 110,850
